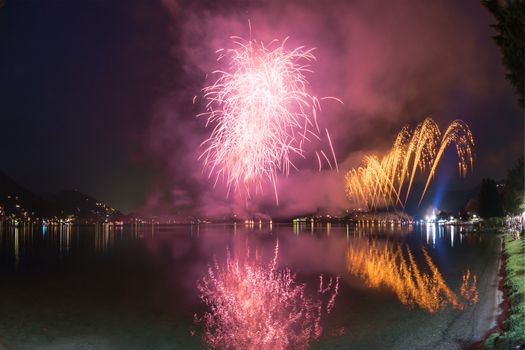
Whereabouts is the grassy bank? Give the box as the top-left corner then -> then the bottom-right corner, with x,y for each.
485,233 -> 525,349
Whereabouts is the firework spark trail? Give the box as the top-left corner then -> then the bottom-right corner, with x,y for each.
195,241 -> 339,350
199,36 -> 340,203
419,120 -> 475,204
344,118 -> 475,211
346,239 -> 478,313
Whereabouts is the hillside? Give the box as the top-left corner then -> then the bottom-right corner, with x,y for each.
0,170 -> 122,221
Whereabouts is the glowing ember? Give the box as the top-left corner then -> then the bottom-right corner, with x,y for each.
345,118 -> 475,210
346,239 -> 478,313
195,242 -> 339,349
199,36 -> 340,203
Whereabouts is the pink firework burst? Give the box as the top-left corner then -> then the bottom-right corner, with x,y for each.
195,242 -> 339,350
199,36 -> 340,203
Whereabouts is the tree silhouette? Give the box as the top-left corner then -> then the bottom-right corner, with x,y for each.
478,178 -> 504,218
503,158 -> 524,214
482,0 -> 525,108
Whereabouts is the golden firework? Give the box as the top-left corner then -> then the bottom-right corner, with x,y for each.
345,118 -> 474,210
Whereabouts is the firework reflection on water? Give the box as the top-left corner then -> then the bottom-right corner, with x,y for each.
195,241 -> 339,350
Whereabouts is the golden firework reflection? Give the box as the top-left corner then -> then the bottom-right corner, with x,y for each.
346,240 -> 478,313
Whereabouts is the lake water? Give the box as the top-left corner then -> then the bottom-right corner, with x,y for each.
0,222 -> 499,350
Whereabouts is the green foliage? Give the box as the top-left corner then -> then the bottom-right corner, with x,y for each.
482,0 -> 525,108
486,234 -> 525,349
485,332 -> 500,348
503,159 -> 524,215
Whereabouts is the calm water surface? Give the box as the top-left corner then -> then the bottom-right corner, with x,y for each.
0,222 -> 498,349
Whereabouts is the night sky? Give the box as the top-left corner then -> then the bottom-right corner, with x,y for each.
0,0 -> 523,216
